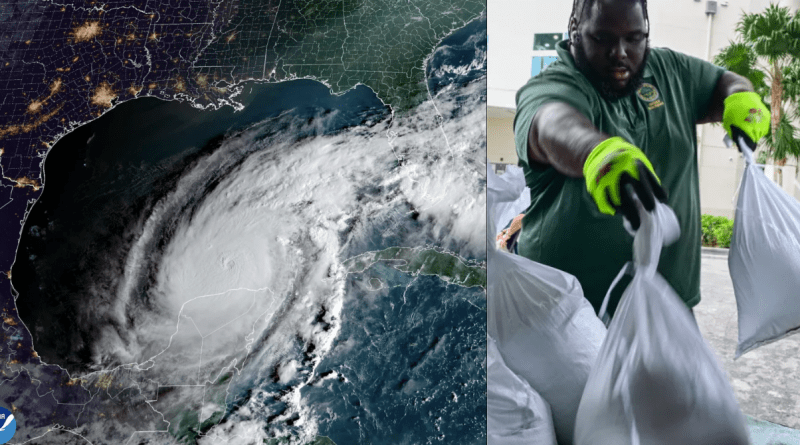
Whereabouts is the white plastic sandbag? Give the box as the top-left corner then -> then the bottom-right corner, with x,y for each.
488,336 -> 557,445
493,165 -> 530,232
574,200 -> 749,445
729,142 -> 800,358
487,167 -> 606,445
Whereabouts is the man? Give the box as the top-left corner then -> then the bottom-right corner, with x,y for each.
513,0 -> 769,317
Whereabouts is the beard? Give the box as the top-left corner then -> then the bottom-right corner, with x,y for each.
572,39 -> 650,101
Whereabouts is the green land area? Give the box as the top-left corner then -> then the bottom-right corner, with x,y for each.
195,0 -> 485,111
345,246 -> 486,288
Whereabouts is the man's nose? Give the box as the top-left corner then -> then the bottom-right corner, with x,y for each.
610,40 -> 627,61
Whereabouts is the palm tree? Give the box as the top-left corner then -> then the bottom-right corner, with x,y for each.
714,4 -> 800,163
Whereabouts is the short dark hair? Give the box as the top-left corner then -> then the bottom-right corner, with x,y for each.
569,0 -> 650,31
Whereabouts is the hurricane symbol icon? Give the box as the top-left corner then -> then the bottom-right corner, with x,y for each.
0,407 -> 16,443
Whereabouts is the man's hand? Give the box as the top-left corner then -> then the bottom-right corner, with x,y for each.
723,91 -> 770,151
583,137 -> 667,230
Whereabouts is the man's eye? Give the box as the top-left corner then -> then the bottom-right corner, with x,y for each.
628,34 -> 645,43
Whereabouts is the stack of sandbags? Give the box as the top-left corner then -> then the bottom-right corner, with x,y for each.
487,167 -> 606,445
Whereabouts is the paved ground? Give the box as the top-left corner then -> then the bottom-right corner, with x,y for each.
697,248 -> 800,442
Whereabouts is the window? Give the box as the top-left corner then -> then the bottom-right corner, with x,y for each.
531,32 -> 567,76
531,56 -> 558,76
533,33 -> 563,50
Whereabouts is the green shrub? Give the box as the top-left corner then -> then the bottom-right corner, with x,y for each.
701,214 -> 715,245
701,214 -> 734,247
713,218 -> 734,247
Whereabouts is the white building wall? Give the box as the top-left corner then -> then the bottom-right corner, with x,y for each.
487,112 -> 517,165
488,2 -> 571,111
488,0 -> 800,217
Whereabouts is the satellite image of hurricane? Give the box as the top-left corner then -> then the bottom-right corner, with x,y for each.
0,0 -> 485,443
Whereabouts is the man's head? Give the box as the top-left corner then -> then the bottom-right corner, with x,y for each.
568,0 -> 650,100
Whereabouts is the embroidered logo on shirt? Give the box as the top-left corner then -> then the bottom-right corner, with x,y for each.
637,83 -> 659,102
637,83 -> 664,110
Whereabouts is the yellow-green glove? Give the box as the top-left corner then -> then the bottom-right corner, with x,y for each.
723,91 -> 769,151
583,137 -> 668,230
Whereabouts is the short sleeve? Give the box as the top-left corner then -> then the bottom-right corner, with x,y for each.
661,49 -> 725,123
513,67 -> 595,169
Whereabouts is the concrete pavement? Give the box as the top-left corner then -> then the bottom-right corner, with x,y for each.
697,248 -> 800,443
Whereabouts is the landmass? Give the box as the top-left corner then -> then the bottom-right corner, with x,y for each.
0,0 -> 484,188
345,246 -> 486,289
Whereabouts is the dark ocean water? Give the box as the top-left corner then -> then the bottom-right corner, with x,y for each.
427,15 -> 487,96
305,266 -> 486,445
12,80 -> 390,369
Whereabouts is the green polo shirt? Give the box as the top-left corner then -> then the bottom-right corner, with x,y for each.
514,40 -> 725,316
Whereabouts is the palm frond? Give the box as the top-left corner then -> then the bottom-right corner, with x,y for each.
783,60 -> 800,103
767,112 -> 800,162
719,5 -> 800,162
737,5 -> 800,61
713,42 -> 756,74
714,42 -> 768,95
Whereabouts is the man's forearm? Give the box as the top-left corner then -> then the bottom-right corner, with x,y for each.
528,102 -> 609,178
697,71 -> 754,124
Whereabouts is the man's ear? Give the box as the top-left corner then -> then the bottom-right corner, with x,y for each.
568,17 -> 579,45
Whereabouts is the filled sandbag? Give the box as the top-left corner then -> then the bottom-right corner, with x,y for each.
493,165 -> 530,234
574,200 -> 749,445
488,336 -> 557,445
487,167 -> 606,445
729,141 -> 800,358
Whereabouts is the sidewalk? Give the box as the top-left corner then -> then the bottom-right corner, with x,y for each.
698,248 -> 800,443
